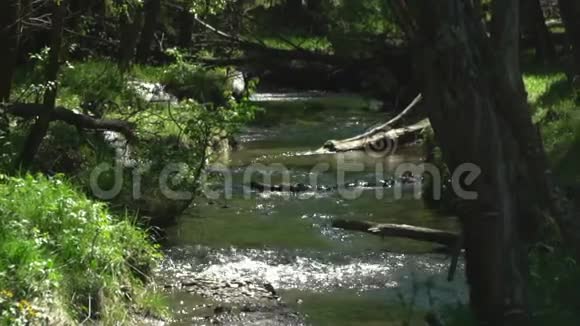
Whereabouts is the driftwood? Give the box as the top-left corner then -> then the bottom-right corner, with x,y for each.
332,219 -> 459,247
324,118 -> 430,152
323,94 -> 430,152
5,103 -> 136,141
363,93 -> 423,135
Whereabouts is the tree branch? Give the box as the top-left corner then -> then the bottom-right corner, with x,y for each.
5,103 -> 136,141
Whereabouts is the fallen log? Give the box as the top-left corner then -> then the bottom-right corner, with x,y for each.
357,93 -> 423,137
5,103 -> 136,141
324,118 -> 430,152
322,94 -> 430,152
332,219 -> 459,247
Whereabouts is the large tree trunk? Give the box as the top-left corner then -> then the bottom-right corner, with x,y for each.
391,0 -> 553,323
0,0 -> 19,102
136,0 -> 161,63
178,7 -> 194,49
16,1 -> 66,168
558,0 -> 580,75
118,5 -> 143,71
521,0 -> 556,62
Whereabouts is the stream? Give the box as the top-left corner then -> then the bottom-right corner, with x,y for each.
156,92 -> 468,325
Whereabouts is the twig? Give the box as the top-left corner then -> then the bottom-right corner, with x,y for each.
80,295 -> 92,324
193,14 -> 242,43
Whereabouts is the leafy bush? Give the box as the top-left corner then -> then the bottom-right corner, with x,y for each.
161,49 -> 232,105
0,174 -> 164,325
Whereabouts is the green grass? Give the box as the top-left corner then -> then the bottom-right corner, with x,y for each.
0,174 -> 166,325
131,64 -> 167,83
523,65 -> 580,182
523,65 -> 580,319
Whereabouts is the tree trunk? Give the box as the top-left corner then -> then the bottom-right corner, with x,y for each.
118,5 -> 143,71
392,0 -> 547,323
16,1 -> 66,169
178,7 -> 194,49
558,0 -> 580,75
136,0 -> 161,63
0,0 -> 19,102
284,0 -> 305,26
16,0 -> 35,63
521,0 -> 556,62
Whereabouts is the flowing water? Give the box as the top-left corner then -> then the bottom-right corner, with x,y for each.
158,92 -> 467,325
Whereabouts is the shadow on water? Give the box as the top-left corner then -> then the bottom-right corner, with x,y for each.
158,92 -> 467,325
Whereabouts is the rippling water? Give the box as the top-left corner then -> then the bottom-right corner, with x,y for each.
160,93 -> 467,325
160,246 -> 465,300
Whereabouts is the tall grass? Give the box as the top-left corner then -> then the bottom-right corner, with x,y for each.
0,174 -> 165,325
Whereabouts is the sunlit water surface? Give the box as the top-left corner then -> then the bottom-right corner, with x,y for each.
159,92 -> 467,325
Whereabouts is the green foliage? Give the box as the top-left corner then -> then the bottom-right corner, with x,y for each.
128,95 -> 258,198
59,61 -> 128,112
529,248 -> 580,324
525,70 -> 579,155
246,0 -> 400,60
523,66 -> 580,183
0,115 -> 15,172
6,54 -> 258,224
161,49 -> 231,105
0,174 -> 164,324
325,0 -> 398,35
259,35 -> 333,52
11,48 -> 55,104
185,0 -> 228,15
103,0 -> 144,17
